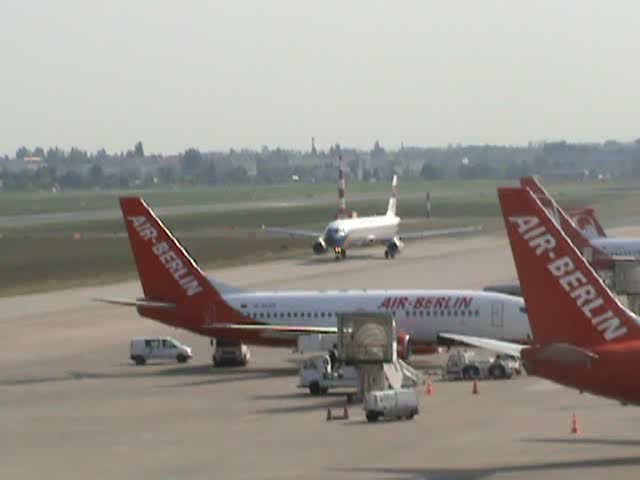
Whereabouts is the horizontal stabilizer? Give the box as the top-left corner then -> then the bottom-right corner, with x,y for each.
535,343 -> 598,368
206,323 -> 338,334
400,225 -> 483,241
93,297 -> 176,309
439,333 -> 524,357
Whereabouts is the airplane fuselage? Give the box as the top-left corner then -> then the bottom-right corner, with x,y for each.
319,215 -> 400,250
142,288 -> 531,347
591,238 -> 640,258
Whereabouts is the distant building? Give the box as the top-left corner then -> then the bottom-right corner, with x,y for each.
23,156 -> 43,171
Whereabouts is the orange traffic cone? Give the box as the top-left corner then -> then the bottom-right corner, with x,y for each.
472,379 -> 479,395
343,404 -> 349,420
326,408 -> 332,421
570,413 -> 581,434
425,380 -> 434,396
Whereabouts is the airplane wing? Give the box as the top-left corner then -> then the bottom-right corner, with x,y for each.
398,225 -> 483,241
93,298 -> 176,309
206,323 -> 338,334
438,333 -> 524,357
439,334 -> 598,368
261,226 -> 322,238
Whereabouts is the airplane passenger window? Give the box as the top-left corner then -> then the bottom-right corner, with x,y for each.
475,310 -> 480,316
287,312 -> 291,318
419,311 -> 424,317
314,312 -> 318,318
259,312 -> 264,318
321,312 -> 325,318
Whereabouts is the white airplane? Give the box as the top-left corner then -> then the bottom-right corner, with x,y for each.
98,197 -> 531,362
521,176 -> 640,263
264,175 -> 482,260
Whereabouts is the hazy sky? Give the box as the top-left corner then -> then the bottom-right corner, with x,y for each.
2,1 -> 640,155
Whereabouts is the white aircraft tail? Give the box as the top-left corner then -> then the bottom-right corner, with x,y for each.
386,175 -> 398,216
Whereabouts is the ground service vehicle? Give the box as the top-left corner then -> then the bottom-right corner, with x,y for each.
130,337 -> 192,365
445,350 -> 519,380
212,338 -> 250,367
298,355 -> 358,395
364,389 -> 419,422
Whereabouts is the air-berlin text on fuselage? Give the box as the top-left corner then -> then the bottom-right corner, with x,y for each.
128,216 -> 203,297
378,296 -> 473,310
508,215 -> 627,341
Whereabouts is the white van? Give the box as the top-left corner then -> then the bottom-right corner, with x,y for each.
130,337 -> 193,365
364,389 -> 419,422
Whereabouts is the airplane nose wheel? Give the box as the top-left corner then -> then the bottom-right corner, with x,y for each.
334,248 -> 347,260
384,249 -> 395,259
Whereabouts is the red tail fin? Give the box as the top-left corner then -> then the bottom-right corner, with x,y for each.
568,207 -> 607,238
120,197 -> 216,302
119,197 -> 248,331
498,187 -> 640,346
519,176 -> 599,254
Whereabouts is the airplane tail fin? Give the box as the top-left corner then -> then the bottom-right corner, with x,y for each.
338,154 -> 346,211
386,175 -> 398,216
569,207 -> 607,238
497,187 -> 640,346
519,176 -> 596,254
119,197 -> 242,329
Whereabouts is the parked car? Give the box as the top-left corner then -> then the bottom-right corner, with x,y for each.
130,337 -> 192,365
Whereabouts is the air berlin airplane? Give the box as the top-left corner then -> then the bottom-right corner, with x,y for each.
521,176 -> 640,265
444,187 -> 640,405
98,197 -> 531,361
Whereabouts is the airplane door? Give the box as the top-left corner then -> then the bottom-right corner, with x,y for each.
491,301 -> 504,329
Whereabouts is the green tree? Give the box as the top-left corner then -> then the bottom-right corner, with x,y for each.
420,162 -> 443,180
15,146 -> 30,159
206,161 -> 217,185
33,147 -> 45,159
134,141 -> 144,157
89,163 -> 104,184
226,165 -> 249,184
182,148 -> 202,175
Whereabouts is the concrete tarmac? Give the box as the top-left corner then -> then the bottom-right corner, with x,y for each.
3,229 -> 640,480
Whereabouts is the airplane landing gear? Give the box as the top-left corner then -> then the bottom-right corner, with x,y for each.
384,249 -> 395,259
334,247 -> 347,260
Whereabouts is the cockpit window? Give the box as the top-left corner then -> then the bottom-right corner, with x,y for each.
519,306 -> 528,314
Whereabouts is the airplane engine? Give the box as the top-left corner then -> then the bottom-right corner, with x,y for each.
312,237 -> 327,254
396,332 -> 412,361
385,238 -> 404,259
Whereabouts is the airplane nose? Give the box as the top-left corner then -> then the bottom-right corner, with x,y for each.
324,233 -> 345,248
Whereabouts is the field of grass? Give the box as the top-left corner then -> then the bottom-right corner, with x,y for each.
0,179 -> 505,217
1,179 -> 640,296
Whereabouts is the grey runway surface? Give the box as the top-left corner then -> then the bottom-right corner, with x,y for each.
2,229 -> 640,480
